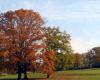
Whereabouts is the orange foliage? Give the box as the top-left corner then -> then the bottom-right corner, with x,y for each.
0,9 -> 55,75
35,50 -> 55,75
0,50 -> 9,57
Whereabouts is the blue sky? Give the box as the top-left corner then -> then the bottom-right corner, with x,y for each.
0,0 -> 100,53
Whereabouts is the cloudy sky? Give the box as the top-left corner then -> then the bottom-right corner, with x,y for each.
0,0 -> 100,53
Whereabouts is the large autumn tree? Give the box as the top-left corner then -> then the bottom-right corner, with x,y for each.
0,9 -> 55,79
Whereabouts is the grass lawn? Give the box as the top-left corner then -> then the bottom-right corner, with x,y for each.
51,68 -> 100,80
1,68 -> 100,80
0,72 -> 47,79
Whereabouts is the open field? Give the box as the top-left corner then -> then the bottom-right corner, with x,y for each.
1,68 -> 100,80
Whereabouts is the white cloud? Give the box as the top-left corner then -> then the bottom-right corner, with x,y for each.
71,37 -> 100,53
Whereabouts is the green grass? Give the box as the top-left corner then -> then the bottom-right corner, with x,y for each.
0,72 -> 47,79
1,69 -> 100,80
51,68 -> 100,80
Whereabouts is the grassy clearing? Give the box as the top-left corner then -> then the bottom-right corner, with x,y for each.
1,68 -> 100,80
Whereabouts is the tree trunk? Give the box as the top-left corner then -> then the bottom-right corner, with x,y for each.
47,73 -> 50,78
17,61 -> 22,80
23,63 -> 28,80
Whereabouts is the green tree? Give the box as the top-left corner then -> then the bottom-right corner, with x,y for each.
45,27 -> 73,70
